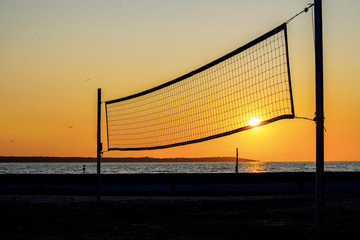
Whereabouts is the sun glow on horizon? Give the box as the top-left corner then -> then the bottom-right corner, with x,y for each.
249,118 -> 261,126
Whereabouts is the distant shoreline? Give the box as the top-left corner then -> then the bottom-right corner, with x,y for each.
0,156 -> 257,163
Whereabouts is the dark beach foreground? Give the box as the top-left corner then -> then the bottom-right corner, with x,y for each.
1,193 -> 360,240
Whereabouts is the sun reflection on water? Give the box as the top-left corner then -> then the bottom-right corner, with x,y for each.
241,162 -> 267,173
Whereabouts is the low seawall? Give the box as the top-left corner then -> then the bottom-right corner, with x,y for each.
1,172 -> 360,195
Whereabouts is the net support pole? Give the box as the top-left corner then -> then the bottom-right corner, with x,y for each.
97,88 -> 102,206
314,1 -> 324,239
235,148 -> 239,173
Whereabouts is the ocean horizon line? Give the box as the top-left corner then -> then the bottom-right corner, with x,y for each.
0,156 -> 258,163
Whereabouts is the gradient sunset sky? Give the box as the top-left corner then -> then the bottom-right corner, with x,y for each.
1,0 -> 359,161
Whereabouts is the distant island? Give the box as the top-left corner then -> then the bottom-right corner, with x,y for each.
0,156 -> 257,163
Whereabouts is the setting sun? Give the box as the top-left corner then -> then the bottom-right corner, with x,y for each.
249,118 -> 261,126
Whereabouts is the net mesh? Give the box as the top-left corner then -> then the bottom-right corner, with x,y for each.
105,23 -> 294,151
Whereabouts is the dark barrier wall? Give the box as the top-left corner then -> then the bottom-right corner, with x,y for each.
1,172 -> 360,195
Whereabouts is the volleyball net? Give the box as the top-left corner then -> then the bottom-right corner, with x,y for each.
105,23 -> 294,151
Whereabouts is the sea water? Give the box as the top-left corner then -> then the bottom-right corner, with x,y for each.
0,161 -> 359,174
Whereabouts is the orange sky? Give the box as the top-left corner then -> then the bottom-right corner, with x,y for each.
1,0 -> 360,161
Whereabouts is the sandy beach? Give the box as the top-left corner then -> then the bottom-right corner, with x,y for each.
1,193 -> 360,239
